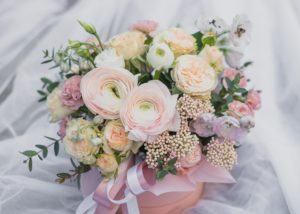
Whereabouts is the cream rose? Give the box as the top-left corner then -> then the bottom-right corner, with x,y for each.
63,118 -> 99,164
120,80 -> 180,142
104,120 -> 132,152
153,28 -> 196,56
96,154 -> 118,174
179,144 -> 201,168
109,31 -> 146,60
80,68 -> 137,119
199,45 -> 224,73
171,55 -> 217,95
46,87 -> 74,122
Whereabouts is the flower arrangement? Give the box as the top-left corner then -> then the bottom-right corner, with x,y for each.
21,15 -> 261,213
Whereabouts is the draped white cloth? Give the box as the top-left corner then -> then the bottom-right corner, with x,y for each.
1,0 -> 299,213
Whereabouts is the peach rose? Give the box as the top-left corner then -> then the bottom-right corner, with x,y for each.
154,28 -> 196,56
171,55 -> 217,96
80,68 -> 137,119
199,45 -> 224,73
120,80 -> 179,142
104,120 -> 132,152
179,144 -> 201,168
223,68 -> 247,88
109,31 -> 146,60
246,90 -> 261,110
96,154 -> 118,174
228,101 -> 253,118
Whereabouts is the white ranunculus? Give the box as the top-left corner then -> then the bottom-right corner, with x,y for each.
230,14 -> 252,47
46,87 -> 74,122
94,48 -> 125,69
146,43 -> 174,69
196,16 -> 229,35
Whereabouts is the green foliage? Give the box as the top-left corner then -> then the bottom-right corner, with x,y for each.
155,158 -> 177,180
192,31 -> 203,53
21,136 -> 60,172
201,34 -> 216,46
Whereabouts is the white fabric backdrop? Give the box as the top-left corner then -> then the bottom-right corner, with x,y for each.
1,0 -> 300,213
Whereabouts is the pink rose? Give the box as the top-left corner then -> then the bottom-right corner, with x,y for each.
80,68 -> 137,119
61,75 -> 84,110
120,80 -> 179,142
223,68 -> 247,88
179,144 -> 201,169
130,20 -> 158,34
228,101 -> 253,118
246,90 -> 261,110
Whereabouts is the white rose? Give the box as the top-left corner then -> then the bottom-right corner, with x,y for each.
171,55 -> 217,96
46,87 -> 73,122
109,31 -> 146,60
146,43 -> 174,69
63,118 -> 100,164
94,48 -> 125,69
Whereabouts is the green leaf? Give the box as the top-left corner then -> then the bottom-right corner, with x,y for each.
41,77 -> 52,84
37,90 -> 47,96
224,77 -> 233,90
77,174 -> 81,189
167,158 -> 177,166
41,59 -> 53,64
44,136 -> 58,141
70,158 -> 77,169
156,169 -> 168,180
168,167 -> 177,175
46,82 -> 59,93
37,155 -> 43,161
78,20 -> 97,35
21,150 -> 37,157
28,158 -> 33,171
38,97 -> 47,102
226,95 -> 234,103
144,36 -> 153,45
54,141 -> 59,156
233,73 -> 241,85
153,70 -> 161,80
201,34 -> 216,46
36,145 -> 48,158
57,173 -> 71,179
68,39 -> 81,48
192,31 -> 203,52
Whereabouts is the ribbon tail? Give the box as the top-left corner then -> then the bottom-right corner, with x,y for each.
76,192 -> 97,214
122,189 -> 140,214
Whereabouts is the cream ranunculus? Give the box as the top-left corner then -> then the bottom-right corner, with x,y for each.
120,80 -> 180,142
94,48 -> 125,69
109,31 -> 146,60
96,153 -> 118,174
153,28 -> 196,57
199,45 -> 224,73
146,42 -> 174,69
104,120 -> 132,152
46,87 -> 74,122
63,118 -> 100,164
80,68 -> 137,119
171,55 -> 217,96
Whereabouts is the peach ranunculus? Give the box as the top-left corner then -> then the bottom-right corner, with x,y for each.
171,55 -> 217,96
120,80 -> 180,142
109,31 -> 146,60
228,101 -> 253,118
130,20 -> 158,34
153,28 -> 196,56
96,153 -> 118,175
246,90 -> 261,110
223,68 -> 247,88
80,68 -> 137,119
199,45 -> 224,73
179,144 -> 201,168
104,120 -> 132,152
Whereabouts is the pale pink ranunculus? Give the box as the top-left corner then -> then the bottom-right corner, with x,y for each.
120,80 -> 179,142
130,20 -> 158,34
61,75 -> 84,110
80,68 -> 137,119
179,144 -> 202,169
246,90 -> 261,110
228,101 -> 253,118
223,68 -> 247,88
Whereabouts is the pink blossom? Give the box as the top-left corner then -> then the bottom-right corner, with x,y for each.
190,113 -> 215,137
246,90 -> 261,110
61,75 -> 84,110
130,20 -> 158,34
58,117 -> 69,138
178,144 -> 202,169
223,68 -> 247,88
213,116 -> 247,140
228,101 -> 253,118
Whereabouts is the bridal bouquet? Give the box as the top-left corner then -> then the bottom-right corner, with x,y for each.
21,15 -> 261,213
